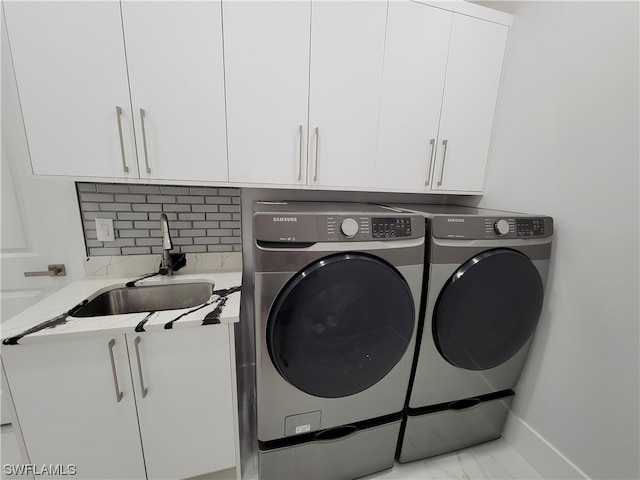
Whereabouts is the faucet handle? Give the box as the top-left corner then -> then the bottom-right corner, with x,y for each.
158,253 -> 186,275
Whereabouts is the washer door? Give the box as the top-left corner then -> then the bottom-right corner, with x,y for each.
433,248 -> 544,371
267,252 -> 415,398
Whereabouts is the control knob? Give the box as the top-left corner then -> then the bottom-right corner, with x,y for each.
340,218 -> 359,238
494,219 -> 510,236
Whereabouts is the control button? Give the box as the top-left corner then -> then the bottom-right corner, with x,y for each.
340,218 -> 359,238
494,219 -> 510,236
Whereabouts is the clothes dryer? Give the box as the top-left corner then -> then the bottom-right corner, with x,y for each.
252,202 -> 425,479
387,204 -> 553,462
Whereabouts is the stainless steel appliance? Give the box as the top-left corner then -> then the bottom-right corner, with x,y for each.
387,204 -> 553,462
252,202 -> 425,479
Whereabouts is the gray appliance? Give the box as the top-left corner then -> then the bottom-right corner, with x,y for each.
387,204 -> 553,463
252,202 -> 425,479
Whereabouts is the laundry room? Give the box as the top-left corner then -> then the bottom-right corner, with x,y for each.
0,1 -> 638,480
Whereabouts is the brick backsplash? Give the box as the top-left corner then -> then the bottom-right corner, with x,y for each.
76,183 -> 241,256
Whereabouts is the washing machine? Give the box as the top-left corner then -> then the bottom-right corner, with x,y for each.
252,202 -> 425,479
387,204 -> 553,463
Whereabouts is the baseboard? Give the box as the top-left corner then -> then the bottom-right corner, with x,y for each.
502,412 -> 591,480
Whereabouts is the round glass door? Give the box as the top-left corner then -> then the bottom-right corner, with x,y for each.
267,253 -> 415,398
433,248 -> 544,371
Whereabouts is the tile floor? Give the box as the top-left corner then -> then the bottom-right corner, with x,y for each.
2,426 -> 541,480
240,437 -> 542,480
363,438 -> 542,480
1,425 -> 26,480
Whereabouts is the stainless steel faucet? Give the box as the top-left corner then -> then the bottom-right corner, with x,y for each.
159,213 -> 173,275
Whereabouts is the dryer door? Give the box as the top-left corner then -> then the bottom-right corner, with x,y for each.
267,252 -> 415,398
433,248 -> 544,371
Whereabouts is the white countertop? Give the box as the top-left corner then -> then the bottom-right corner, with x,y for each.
1,270 -> 241,346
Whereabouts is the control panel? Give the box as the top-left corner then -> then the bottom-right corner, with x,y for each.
485,218 -> 515,237
432,216 -> 553,240
253,207 -> 424,244
325,217 -> 371,240
515,218 -> 546,237
372,217 -> 412,238
322,216 -> 417,241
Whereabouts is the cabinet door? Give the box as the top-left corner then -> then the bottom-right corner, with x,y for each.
433,15 -> 509,192
3,1 -> 137,179
308,0 -> 388,188
2,336 -> 146,479
224,0 -> 311,185
121,1 -> 228,182
128,326 -> 236,479
374,0 -> 451,192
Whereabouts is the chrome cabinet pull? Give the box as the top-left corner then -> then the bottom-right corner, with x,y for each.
298,125 -> 303,182
425,138 -> 436,186
134,336 -> 148,398
313,127 -> 320,182
139,108 -> 151,174
437,139 -> 448,187
108,339 -> 124,402
115,106 -> 129,173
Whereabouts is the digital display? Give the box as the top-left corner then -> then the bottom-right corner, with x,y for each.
372,217 -> 412,238
516,219 -> 545,236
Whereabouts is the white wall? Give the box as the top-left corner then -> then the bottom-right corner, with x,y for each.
477,2 -> 639,479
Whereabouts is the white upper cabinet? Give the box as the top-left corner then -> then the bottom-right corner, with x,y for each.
4,1 -> 228,182
224,0 -> 388,189
3,1 -> 136,179
307,0 -> 388,188
375,0 -> 510,193
224,0 -> 311,185
122,1 -> 227,183
5,0 -> 510,193
434,13 -> 509,192
374,1 -> 452,191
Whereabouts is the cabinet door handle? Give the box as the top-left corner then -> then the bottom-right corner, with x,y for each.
313,126 -> 320,182
134,336 -> 148,398
107,339 -> 124,403
298,124 -> 304,182
139,108 -> 151,174
115,106 -> 129,173
425,138 -> 436,186
437,139 -> 448,187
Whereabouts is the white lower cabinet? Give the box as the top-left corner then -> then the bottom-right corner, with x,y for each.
2,326 -> 236,480
129,327 -> 236,480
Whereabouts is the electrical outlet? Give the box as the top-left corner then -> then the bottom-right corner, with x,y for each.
95,218 -> 115,242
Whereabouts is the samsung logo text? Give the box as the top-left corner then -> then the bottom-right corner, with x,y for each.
447,218 -> 465,223
273,217 -> 298,222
